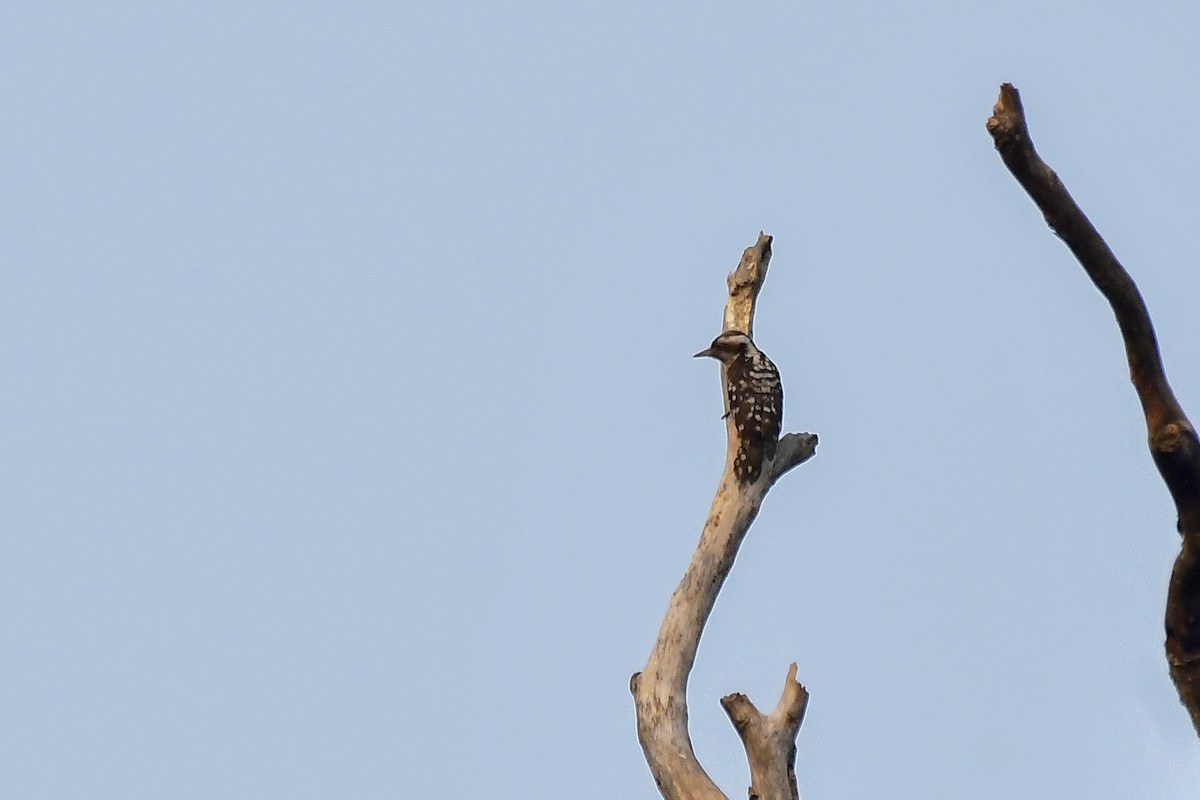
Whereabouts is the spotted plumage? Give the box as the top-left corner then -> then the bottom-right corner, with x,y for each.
694,330 -> 784,485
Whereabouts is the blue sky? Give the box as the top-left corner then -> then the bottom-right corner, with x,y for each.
5,2 -> 1200,797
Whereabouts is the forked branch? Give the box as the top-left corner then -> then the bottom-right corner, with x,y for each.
987,83 -> 1200,734
630,233 -> 818,799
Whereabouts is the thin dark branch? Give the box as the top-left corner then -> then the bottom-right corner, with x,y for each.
987,82 -> 1200,735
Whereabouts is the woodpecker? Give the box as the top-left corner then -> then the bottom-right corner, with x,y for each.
694,330 -> 784,485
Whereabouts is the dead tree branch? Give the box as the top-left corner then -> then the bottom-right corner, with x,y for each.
630,233 -> 818,800
987,82 -> 1200,735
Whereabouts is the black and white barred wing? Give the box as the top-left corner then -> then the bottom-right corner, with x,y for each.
726,352 -> 783,484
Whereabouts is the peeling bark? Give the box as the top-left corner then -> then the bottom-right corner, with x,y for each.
631,234 -> 818,799
987,83 -> 1200,735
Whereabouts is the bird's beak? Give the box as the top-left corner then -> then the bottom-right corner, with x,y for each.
693,347 -> 716,359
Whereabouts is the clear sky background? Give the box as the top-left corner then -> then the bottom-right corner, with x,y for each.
5,2 -> 1200,798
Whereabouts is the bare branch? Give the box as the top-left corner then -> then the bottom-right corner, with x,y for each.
720,664 -> 809,800
724,232 -> 773,337
631,234 -> 818,799
987,83 -> 1200,735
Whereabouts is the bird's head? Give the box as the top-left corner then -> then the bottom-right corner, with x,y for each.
693,330 -> 755,364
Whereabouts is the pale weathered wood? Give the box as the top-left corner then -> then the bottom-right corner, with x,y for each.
631,233 -> 818,800
723,232 -> 773,339
721,663 -> 809,800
